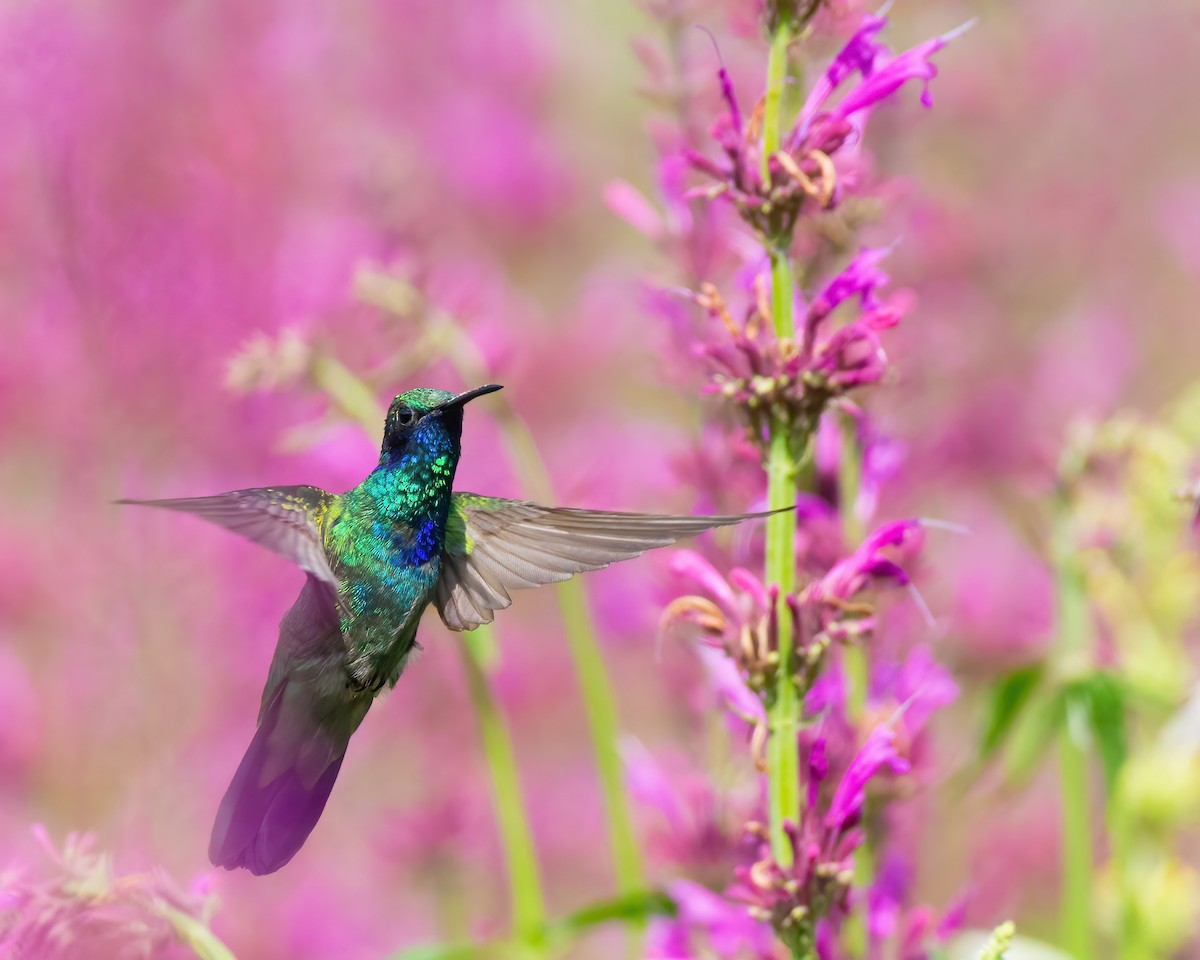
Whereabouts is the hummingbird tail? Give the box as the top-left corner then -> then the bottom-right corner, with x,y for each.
208,680 -> 369,875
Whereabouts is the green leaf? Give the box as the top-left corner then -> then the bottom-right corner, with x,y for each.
1004,685 -> 1067,784
389,944 -> 496,960
548,889 -> 675,940
389,892 -> 675,960
979,664 -> 1045,760
1066,671 -> 1128,795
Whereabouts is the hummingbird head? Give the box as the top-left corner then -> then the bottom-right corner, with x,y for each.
380,384 -> 503,463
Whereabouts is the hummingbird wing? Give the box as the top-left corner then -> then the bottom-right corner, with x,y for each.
118,486 -> 340,597
434,493 -> 773,631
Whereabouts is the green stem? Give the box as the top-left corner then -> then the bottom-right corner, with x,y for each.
761,20 -> 793,183
490,409 -> 646,952
309,353 -> 388,445
1059,717 -> 1093,959
459,629 -> 546,948
555,578 -> 646,892
424,314 -> 645,950
1055,549 -> 1094,959
769,250 -> 795,340
160,904 -> 239,960
1110,800 -> 1149,960
767,421 -> 800,866
762,17 -> 801,873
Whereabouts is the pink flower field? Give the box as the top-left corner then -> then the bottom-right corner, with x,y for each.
1,1 -> 1199,958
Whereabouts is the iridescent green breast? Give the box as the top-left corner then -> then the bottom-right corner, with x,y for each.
320,444 -> 458,690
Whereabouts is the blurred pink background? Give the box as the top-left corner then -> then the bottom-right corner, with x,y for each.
1,0 -> 1198,956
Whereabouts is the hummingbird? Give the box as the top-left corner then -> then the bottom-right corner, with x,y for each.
122,384 -> 770,875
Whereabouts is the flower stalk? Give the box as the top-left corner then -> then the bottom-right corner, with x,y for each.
1054,537 -> 1095,960
761,15 -> 805,875
485,404 -> 646,912
766,420 -> 802,868
457,629 -> 546,950
762,19 -> 793,182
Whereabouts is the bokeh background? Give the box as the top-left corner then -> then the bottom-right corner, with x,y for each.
2,0 -> 1199,957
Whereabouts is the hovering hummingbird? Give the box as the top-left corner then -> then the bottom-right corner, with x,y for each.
122,384 -> 770,875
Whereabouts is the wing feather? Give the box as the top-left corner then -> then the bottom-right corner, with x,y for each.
118,486 -> 340,597
435,494 -> 775,632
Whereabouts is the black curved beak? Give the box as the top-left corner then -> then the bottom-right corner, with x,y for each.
437,383 -> 503,411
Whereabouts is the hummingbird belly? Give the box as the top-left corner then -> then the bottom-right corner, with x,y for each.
340,553 -> 441,692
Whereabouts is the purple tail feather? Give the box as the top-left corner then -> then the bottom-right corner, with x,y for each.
209,681 -> 366,875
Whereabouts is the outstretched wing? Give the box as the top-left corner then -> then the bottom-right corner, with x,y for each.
118,486 -> 340,595
434,493 -> 773,632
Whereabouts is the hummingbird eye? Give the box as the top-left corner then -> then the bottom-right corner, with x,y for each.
396,407 -> 415,426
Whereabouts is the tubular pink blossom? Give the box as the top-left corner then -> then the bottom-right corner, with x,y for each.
808,520 -> 924,604
799,15 -> 890,124
623,740 -> 689,832
670,549 -> 740,615
728,567 -> 771,610
604,180 -> 665,239
805,246 -> 895,324
697,645 -> 767,724
669,879 -> 776,959
824,725 -> 910,836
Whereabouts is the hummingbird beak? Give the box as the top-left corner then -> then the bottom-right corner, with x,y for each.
437,383 -> 503,412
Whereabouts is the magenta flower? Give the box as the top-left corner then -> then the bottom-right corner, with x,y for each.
665,518 -> 924,723
802,520 -> 921,607
667,879 -> 777,960
797,16 -> 971,135
866,852 -> 966,959
825,725 -> 909,837
623,740 -> 760,884
725,723 -> 910,952
815,409 -> 907,525
645,914 -> 695,960
694,248 -> 913,442
685,13 -> 966,240
664,550 -> 781,706
696,644 -> 769,730
872,645 -> 959,746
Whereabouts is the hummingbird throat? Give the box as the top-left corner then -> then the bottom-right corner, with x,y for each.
368,427 -> 461,566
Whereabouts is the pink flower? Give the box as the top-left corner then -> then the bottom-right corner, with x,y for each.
685,13 -> 967,238
623,741 -> 760,883
866,852 -> 966,959
663,550 -> 780,713
694,249 -> 914,443
605,180 -> 668,241
803,520 -> 922,606
726,722 -> 910,947
825,725 -> 909,837
820,23 -> 971,123
868,645 -> 959,748
667,879 -> 777,960
665,518 -> 926,732
0,827 -> 223,959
